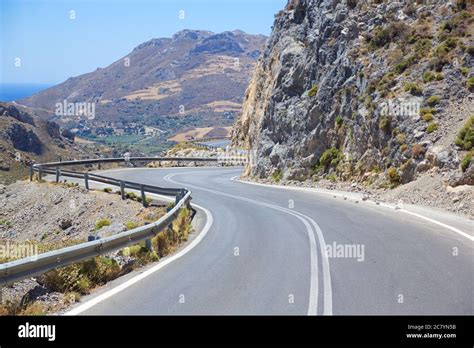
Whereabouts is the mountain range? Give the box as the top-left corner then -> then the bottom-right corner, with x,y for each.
19,30 -> 266,136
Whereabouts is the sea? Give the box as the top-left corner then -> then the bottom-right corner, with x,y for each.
0,83 -> 52,102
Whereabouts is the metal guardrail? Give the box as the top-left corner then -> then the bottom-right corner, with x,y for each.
0,156 -> 213,286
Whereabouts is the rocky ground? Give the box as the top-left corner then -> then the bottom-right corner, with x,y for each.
0,180 -> 170,315
0,181 -> 152,243
245,167 -> 473,219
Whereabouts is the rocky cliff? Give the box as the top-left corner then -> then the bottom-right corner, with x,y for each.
234,0 -> 473,191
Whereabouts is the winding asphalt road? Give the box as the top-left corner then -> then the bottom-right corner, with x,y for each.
73,167 -> 473,315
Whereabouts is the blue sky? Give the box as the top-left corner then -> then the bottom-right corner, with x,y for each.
0,0 -> 286,84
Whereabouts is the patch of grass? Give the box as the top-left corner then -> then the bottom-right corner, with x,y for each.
394,56 -> 415,74
460,67 -> 469,76
423,71 -> 444,82
308,85 -> 318,97
422,113 -> 434,122
420,107 -> 436,116
467,77 -> 474,92
39,256 -> 122,294
103,187 -> 112,193
426,122 -> 439,134
271,169 -> 283,182
426,95 -> 441,106
455,116 -> 474,150
95,218 -> 111,231
0,219 -> 12,228
125,221 -> 139,230
368,23 -> 408,50
396,133 -> 407,145
387,167 -> 400,186
335,115 -> 343,127
404,82 -> 423,95
326,173 -> 337,182
125,192 -> 138,200
379,116 -> 391,133
461,152 -> 472,172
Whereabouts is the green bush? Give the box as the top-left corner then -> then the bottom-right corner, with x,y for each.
95,218 -> 111,231
394,56 -> 415,74
426,95 -> 441,106
103,188 -> 112,193
326,173 -> 337,182
404,82 -> 423,95
308,85 -> 318,97
0,219 -> 12,228
319,147 -> 343,168
467,77 -> 474,92
420,107 -> 436,116
455,116 -> 474,150
422,113 -> 434,122
396,133 -> 407,145
125,192 -> 138,200
423,71 -> 443,82
335,115 -> 343,127
379,116 -> 391,133
387,167 -> 400,185
271,169 -> 283,182
460,67 -> 469,76
369,23 -> 408,49
461,153 -> 472,172
125,221 -> 139,230
426,122 -> 439,134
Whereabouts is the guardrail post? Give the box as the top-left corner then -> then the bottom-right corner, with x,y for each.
84,173 -> 89,190
29,165 -> 34,182
38,167 -> 43,181
140,185 -> 147,207
55,167 -> 60,183
120,181 -> 125,200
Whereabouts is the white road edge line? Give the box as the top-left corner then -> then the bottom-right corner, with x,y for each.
231,177 -> 474,242
64,199 -> 214,316
165,172 -> 331,315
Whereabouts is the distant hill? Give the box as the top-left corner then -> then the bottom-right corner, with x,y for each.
19,30 -> 267,136
0,103 -> 91,184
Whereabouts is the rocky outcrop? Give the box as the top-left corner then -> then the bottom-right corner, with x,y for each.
6,124 -> 43,155
233,0 -> 473,189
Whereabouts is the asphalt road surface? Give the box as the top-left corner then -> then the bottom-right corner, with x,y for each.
75,167 -> 473,315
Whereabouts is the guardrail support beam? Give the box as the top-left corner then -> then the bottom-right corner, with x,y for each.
29,165 -> 34,182
38,168 -> 43,181
84,173 -> 89,190
140,185 -> 147,207
55,167 -> 60,183
120,181 -> 125,200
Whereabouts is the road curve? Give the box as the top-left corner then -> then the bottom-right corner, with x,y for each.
74,167 -> 473,315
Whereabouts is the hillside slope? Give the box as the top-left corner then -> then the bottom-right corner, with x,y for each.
0,103 -> 90,184
233,0 -> 473,214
